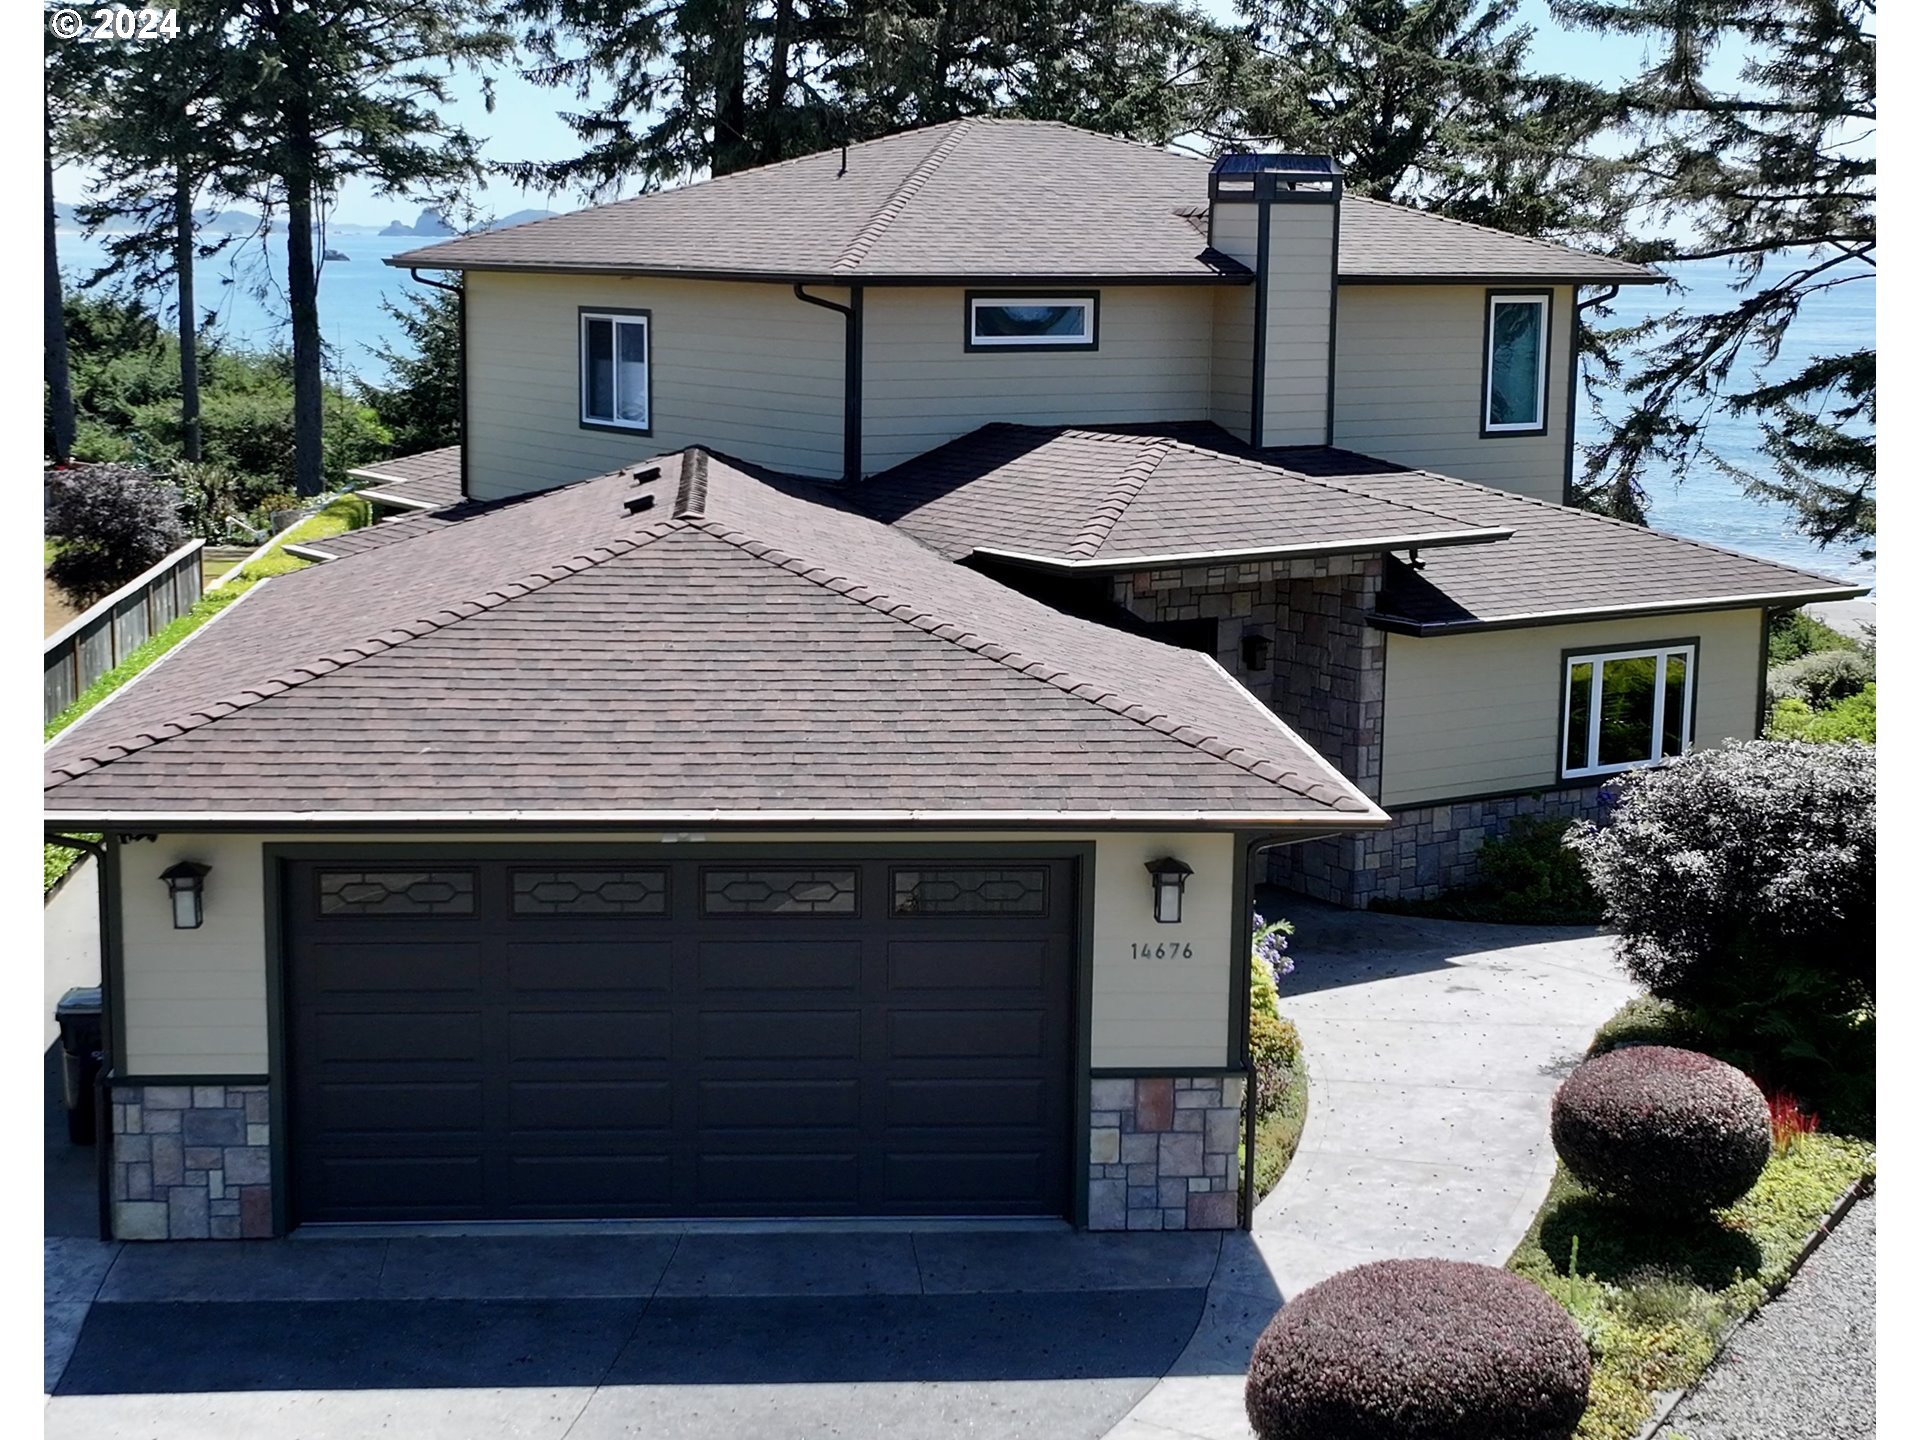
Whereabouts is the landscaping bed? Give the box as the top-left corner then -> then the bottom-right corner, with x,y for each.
1507,1000 -> 1876,1440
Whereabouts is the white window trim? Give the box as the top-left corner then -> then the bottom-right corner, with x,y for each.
580,310 -> 651,431
967,296 -> 1096,349
1483,292 -> 1549,433
1562,642 -> 1697,779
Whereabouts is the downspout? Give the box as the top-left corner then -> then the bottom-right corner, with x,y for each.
50,831 -> 112,1240
410,268 -> 467,500
794,283 -> 863,483
1566,285 -> 1619,506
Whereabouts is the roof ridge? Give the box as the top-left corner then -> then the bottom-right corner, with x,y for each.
684,516 -> 1353,807
675,447 -> 711,518
1069,437 -> 1175,559
1344,195 -> 1653,273
45,517 -> 695,789
834,119 -> 974,275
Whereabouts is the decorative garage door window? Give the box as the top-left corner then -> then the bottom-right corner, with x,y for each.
511,869 -> 667,915
318,870 -> 476,916
703,868 -> 857,915
892,867 -> 1048,916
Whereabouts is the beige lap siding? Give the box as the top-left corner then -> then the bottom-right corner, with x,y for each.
1380,609 -> 1765,808
115,829 -> 1242,1078
1333,283 -> 1573,502
464,271 -> 847,499
859,287 -> 1217,475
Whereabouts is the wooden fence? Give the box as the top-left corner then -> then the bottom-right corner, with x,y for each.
44,540 -> 205,726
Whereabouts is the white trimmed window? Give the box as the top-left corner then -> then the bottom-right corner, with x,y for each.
580,310 -> 650,430
1562,643 -> 1696,779
1483,293 -> 1549,433
966,295 -> 1097,350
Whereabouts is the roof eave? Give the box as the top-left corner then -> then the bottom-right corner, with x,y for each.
1339,270 -> 1663,286
970,527 -> 1514,574
385,256 -> 1254,286
1369,583 -> 1873,636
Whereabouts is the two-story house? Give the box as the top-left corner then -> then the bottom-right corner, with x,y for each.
46,121 -> 1864,1242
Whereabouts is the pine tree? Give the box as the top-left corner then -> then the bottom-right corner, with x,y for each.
360,286 -> 464,453
1553,0 -> 1875,552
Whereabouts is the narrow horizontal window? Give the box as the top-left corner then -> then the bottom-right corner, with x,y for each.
319,870 -> 475,917
703,869 -> 858,916
580,310 -> 650,430
511,869 -> 667,916
1484,293 -> 1548,433
1562,643 -> 1696,779
892,867 -> 1048,916
967,294 -> 1097,350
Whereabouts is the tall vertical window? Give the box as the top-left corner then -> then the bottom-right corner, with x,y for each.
580,310 -> 650,431
1483,292 -> 1549,434
1562,642 -> 1696,778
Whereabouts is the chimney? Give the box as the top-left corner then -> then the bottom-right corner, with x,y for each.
1207,154 -> 1341,448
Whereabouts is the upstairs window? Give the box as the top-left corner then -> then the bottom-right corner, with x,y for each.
966,293 -> 1098,351
1562,642 -> 1695,779
1483,292 -> 1549,434
580,309 -> 650,431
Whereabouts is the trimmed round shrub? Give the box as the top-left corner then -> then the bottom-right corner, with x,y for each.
1245,1258 -> 1589,1440
1551,1046 -> 1771,1213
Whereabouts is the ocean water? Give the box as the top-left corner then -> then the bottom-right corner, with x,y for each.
52,231 -> 1875,588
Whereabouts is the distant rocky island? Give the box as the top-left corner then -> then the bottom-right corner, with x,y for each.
381,206 -> 559,236
55,199 -> 561,239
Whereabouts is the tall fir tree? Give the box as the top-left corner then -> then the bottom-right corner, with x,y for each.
1193,1 -> 1619,237
359,286 -> 465,454
1552,0 -> 1875,550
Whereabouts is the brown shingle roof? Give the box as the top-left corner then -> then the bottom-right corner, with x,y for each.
44,451 -> 1381,825
391,120 -> 1654,286
347,446 -> 464,511
855,423 -> 1510,568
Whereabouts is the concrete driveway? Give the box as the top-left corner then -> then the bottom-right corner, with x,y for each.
44,902 -> 1634,1440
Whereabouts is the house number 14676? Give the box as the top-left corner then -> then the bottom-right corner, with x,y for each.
1132,942 -> 1194,959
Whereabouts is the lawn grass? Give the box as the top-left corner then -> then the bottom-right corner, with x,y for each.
1508,999 -> 1877,1440
42,491 -> 372,893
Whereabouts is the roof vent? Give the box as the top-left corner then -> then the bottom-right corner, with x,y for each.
623,493 -> 657,515
1209,152 -> 1341,203
631,465 -> 661,485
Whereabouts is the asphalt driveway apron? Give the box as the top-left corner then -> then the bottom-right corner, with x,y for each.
46,1229 -> 1219,1440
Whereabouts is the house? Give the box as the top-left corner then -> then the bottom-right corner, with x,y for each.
45,120 -> 1864,1243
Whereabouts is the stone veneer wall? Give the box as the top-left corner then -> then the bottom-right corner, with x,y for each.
111,1083 -> 273,1240
1088,1076 -> 1243,1231
1111,554 -> 1387,799
1271,784 -> 1609,907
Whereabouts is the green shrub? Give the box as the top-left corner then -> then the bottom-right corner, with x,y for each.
1770,684 -> 1875,743
1250,1009 -> 1300,1121
1245,1259 -> 1590,1440
1568,740 -> 1874,1016
1767,648 -> 1871,709
1551,1047 -> 1772,1215
1767,608 -> 1858,666
1370,815 -> 1602,925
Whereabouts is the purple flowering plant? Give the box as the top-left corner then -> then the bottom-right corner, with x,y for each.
1253,913 -> 1294,978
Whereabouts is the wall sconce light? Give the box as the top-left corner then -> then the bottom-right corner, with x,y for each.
1144,857 -> 1193,924
1241,631 -> 1271,672
160,861 -> 210,930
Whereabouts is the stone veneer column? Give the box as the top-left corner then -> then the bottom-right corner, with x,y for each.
1087,1076 -> 1243,1231
110,1084 -> 273,1240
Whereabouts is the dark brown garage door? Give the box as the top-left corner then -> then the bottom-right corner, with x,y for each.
284,856 -> 1077,1223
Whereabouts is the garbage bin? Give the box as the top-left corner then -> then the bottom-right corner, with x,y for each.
55,987 -> 103,1146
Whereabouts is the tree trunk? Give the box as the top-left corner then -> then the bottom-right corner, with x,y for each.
174,166 -> 201,462
285,151 -> 324,497
44,145 -> 75,464
712,2 -> 753,176
761,0 -> 795,166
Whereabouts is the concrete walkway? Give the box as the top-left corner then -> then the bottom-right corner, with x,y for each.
1103,901 -> 1635,1440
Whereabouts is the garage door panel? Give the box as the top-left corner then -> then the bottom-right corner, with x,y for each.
308,1081 -> 485,1134
694,942 -> 861,991
885,1078 -> 1048,1128
301,942 -> 482,994
509,1079 -> 675,1131
508,1154 -> 674,1209
508,1010 -> 673,1062
308,1156 -> 487,1217
884,1151 -> 1049,1205
697,1079 -> 861,1129
503,941 -> 674,992
887,1009 -> 1047,1060
887,940 -> 1051,991
288,855 -> 1074,1223
311,1010 -> 482,1063
699,1152 -> 860,1206
697,1009 -> 862,1060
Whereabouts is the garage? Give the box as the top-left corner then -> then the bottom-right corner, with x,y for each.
283,855 -> 1079,1224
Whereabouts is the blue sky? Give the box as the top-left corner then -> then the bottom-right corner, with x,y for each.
53,0 -> 1724,226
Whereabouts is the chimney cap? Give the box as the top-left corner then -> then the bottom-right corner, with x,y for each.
1210,153 -> 1339,179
